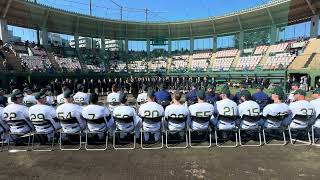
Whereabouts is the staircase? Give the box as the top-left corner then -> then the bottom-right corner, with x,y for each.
209,53 -> 215,70
47,52 -> 61,72
257,46 -> 272,67
230,51 -> 241,68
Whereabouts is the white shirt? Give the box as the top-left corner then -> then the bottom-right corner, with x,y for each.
113,105 -> 140,131
189,102 -> 214,130
3,103 -> 32,133
137,93 -> 147,103
82,104 -> 112,132
238,100 -> 261,117
57,93 -> 64,105
215,98 -> 238,116
73,92 -> 89,105
29,104 -> 60,131
289,100 -> 314,128
23,95 -> 37,105
310,98 -> 320,118
263,103 -> 290,128
107,92 -> 120,103
165,104 -> 190,130
56,103 -> 86,132
139,101 -> 164,131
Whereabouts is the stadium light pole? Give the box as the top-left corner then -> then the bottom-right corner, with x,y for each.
110,0 -> 123,21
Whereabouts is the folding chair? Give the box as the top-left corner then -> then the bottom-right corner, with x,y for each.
262,115 -> 287,145
113,116 -> 136,150
59,118 -> 82,151
140,117 -> 164,150
7,120 -> 33,152
312,117 -> 320,146
238,115 -> 262,147
85,117 -> 109,151
30,120 -> 59,151
165,116 -> 188,149
189,116 -> 212,148
214,115 -> 238,147
288,115 -> 312,146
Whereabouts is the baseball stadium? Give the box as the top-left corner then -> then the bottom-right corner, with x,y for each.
0,0 -> 320,179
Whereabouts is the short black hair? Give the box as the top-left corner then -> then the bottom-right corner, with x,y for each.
90,93 -> 99,104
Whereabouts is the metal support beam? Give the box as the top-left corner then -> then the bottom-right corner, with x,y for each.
266,8 -> 274,24
0,18 -> 8,43
304,0 -> 316,15
2,0 -> 13,19
75,16 -> 80,35
211,19 -> 216,34
168,24 -> 172,54
212,35 -> 217,52
237,15 -> 242,30
42,10 -> 49,28
310,15 -> 319,38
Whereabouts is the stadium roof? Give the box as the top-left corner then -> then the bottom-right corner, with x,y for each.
1,0 -> 319,39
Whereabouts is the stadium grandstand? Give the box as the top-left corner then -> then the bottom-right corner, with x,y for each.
1,0 -> 320,179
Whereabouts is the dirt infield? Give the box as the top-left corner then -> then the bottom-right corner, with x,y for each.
0,146 -> 320,180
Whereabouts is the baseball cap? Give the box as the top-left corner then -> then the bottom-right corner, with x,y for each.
119,93 -> 127,103
63,90 -> 74,98
23,87 -> 31,93
256,85 -> 264,90
313,88 -> 320,94
240,90 -> 251,99
220,87 -> 230,95
293,89 -> 306,96
207,84 -> 214,90
291,82 -> 300,87
147,89 -> 156,98
34,91 -> 46,100
11,89 -> 23,100
196,90 -> 206,99
270,87 -> 285,99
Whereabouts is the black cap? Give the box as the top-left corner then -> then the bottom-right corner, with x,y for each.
34,91 -> 46,100
271,86 -> 285,100
197,90 -> 206,99
240,90 -> 251,99
11,89 -> 23,101
63,90 -> 74,98
89,93 -> 99,103
147,89 -> 156,98
220,87 -> 230,95
119,93 -> 127,103
207,84 -> 214,89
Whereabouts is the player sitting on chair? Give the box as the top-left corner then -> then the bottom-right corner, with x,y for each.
189,90 -> 214,130
238,90 -> 262,129
3,90 -> 34,134
107,84 -> 120,112
164,91 -> 190,132
29,90 -> 61,137
56,90 -> 86,133
73,84 -> 89,106
82,93 -> 113,139
285,89 -> 315,129
155,83 -> 172,108
139,89 -> 164,141
262,87 -> 290,129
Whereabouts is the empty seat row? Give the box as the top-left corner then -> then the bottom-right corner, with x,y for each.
236,56 -> 262,70
215,49 -> 238,58
212,58 -> 234,71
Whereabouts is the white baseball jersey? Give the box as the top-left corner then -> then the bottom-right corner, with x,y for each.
56,103 -> 86,132
3,103 -> 33,133
82,104 -> 112,132
56,93 -> 64,105
263,103 -> 290,128
107,92 -> 120,102
23,95 -> 37,105
73,92 -> 89,105
46,96 -> 55,105
29,104 -> 61,132
137,93 -> 147,103
238,100 -> 261,117
113,105 -> 140,131
0,107 -> 9,132
215,98 -> 239,116
139,102 -> 164,131
289,100 -> 314,128
165,104 -> 190,130
189,102 -> 214,130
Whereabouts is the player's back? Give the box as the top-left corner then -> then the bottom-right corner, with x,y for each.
56,103 -> 85,131
310,98 -> 320,118
216,98 -> 238,116
29,104 -> 57,132
139,102 -> 164,118
165,104 -> 189,118
107,92 -> 120,102
3,103 -> 31,133
238,100 -> 260,117
289,100 -> 314,117
113,105 -> 137,131
82,104 -> 109,120
189,102 -> 214,117
73,92 -> 89,105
